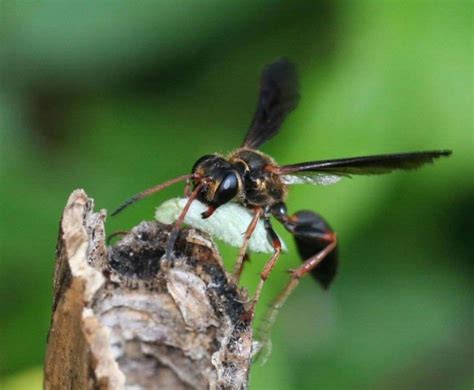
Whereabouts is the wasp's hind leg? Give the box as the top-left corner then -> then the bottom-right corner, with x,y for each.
256,206 -> 337,362
271,204 -> 338,289
287,210 -> 338,288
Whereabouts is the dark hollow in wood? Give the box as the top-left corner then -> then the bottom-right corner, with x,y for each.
44,189 -> 253,389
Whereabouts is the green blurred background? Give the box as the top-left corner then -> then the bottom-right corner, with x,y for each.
1,2 -> 472,389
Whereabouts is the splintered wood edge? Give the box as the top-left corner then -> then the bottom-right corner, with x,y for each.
45,189 -> 125,389
44,189 -> 252,390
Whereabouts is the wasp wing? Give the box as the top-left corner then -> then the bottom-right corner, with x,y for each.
241,58 -> 300,149
278,150 -> 452,184
280,173 -> 344,186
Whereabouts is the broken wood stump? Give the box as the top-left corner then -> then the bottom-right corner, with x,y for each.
44,189 -> 253,389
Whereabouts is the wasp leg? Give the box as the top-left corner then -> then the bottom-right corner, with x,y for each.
165,182 -> 205,259
232,207 -> 263,281
273,205 -> 338,289
249,219 -> 282,315
288,232 -> 337,279
255,208 -> 337,362
257,233 -> 336,362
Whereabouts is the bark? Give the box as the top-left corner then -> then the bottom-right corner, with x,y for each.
44,189 -> 253,390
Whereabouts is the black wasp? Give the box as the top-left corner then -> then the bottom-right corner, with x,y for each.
112,58 -> 451,317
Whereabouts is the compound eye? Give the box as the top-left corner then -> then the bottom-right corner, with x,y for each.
214,171 -> 240,205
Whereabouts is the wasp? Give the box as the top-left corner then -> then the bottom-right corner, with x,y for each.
112,58 -> 451,317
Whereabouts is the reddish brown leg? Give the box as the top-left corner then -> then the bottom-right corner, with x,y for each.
290,233 -> 337,279
249,219 -> 282,315
165,182 -> 205,258
256,234 -> 337,358
232,207 -> 263,281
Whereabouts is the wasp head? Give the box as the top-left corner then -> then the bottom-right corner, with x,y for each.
191,154 -> 243,217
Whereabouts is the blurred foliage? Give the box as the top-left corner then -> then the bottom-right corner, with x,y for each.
1,1 -> 473,389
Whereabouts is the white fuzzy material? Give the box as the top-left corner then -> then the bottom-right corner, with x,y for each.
155,198 -> 287,254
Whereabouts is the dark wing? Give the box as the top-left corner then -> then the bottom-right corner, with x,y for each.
278,150 -> 452,185
241,58 -> 300,149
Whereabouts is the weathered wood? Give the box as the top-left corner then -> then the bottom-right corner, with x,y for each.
44,189 -> 252,389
